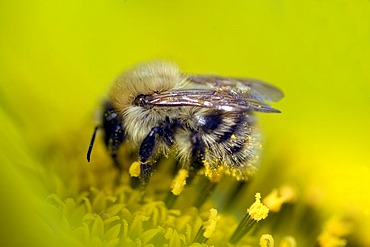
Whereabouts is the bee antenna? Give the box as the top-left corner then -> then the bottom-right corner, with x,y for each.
87,126 -> 99,162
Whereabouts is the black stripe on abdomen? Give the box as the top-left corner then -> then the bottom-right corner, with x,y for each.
217,114 -> 246,143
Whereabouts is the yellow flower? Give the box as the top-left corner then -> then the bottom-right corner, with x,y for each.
1,0 -> 369,246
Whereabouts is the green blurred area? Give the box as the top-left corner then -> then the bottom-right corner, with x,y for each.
0,0 -> 369,245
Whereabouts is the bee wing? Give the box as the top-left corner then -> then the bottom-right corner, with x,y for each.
140,89 -> 280,113
187,75 -> 284,102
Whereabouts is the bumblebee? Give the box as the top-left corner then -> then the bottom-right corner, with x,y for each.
87,61 -> 283,184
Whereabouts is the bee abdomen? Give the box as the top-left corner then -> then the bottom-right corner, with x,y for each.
200,113 -> 223,131
229,142 -> 244,154
216,114 -> 247,143
200,112 -> 259,172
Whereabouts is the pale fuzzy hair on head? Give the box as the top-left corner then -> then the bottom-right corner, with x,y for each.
109,61 -> 186,111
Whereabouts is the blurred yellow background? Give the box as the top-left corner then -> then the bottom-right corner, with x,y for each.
0,0 -> 369,245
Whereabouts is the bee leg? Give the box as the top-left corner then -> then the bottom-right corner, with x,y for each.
139,163 -> 153,186
139,126 -> 161,185
102,102 -> 125,169
188,132 -> 206,181
105,125 -> 125,169
140,127 -> 160,161
109,138 -> 123,169
139,120 -> 176,185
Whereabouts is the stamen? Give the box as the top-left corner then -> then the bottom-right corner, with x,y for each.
203,161 -> 224,183
229,193 -> 269,244
317,216 -> 354,247
165,169 -> 188,208
279,236 -> 297,247
193,165 -> 223,208
248,193 -> 269,222
194,179 -> 217,208
204,208 -> 220,239
171,169 -> 189,196
194,208 -> 220,243
263,186 -> 296,213
260,234 -> 274,247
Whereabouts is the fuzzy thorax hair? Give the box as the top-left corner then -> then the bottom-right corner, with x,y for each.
109,61 -> 187,112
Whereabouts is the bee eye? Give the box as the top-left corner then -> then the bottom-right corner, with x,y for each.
133,94 -> 148,107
